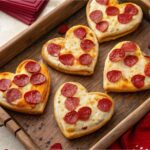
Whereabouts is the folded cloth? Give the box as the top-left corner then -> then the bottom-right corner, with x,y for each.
109,112 -> 150,149
0,4 -> 38,18
0,0 -> 48,25
1,8 -> 35,25
0,3 -> 39,16
1,0 -> 43,12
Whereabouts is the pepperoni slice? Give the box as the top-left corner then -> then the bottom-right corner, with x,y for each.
50,143 -> 62,150
6,88 -> 22,103
65,97 -> 80,111
0,79 -> 11,91
125,4 -> 138,16
118,13 -> 132,24
89,10 -> 103,23
61,83 -> 77,97
13,74 -> 29,87
79,54 -> 93,66
64,110 -> 78,124
78,106 -> 92,121
96,0 -> 109,5
58,24 -> 69,34
80,39 -> 95,52
97,98 -> 112,112
121,41 -> 137,52
131,75 -> 145,89
144,63 -> 150,77
47,43 -> 61,57
74,27 -> 86,40
24,90 -> 42,104
107,70 -> 122,83
25,61 -> 41,73
124,55 -> 138,67
109,48 -> 125,62
30,73 -> 46,85
96,21 -> 109,32
106,6 -> 119,16
59,54 -> 74,66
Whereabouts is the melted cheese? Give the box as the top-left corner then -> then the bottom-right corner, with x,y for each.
55,82 -> 114,132
88,0 -> 143,41
0,91 -> 6,102
104,41 -> 150,91
42,25 -> 99,74
0,60 -> 49,109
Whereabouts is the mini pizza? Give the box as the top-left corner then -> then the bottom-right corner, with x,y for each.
86,0 -> 143,43
104,41 -> 150,92
0,59 -> 51,114
54,82 -> 114,139
42,25 -> 99,75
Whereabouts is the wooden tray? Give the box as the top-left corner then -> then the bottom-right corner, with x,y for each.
0,4 -> 150,150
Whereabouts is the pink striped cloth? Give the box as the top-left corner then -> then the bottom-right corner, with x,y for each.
0,0 -> 49,25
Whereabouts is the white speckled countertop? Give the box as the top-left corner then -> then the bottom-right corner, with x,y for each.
0,122 -> 25,150
0,0 -> 65,149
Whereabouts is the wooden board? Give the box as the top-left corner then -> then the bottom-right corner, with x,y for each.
0,6 -> 150,150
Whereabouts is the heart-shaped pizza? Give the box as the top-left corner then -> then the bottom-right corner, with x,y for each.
42,25 -> 99,75
54,82 -> 114,139
0,59 -> 51,114
86,0 -> 143,43
104,41 -> 150,92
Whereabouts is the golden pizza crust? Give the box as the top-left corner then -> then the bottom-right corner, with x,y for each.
86,0 -> 143,43
54,82 -> 114,139
103,41 -> 150,92
42,25 -> 99,76
41,53 -> 94,75
0,59 -> 51,114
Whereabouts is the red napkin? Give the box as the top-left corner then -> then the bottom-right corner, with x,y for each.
109,112 -> 150,149
1,0 -> 46,14
0,0 -> 48,25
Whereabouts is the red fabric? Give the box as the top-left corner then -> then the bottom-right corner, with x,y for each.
110,112 -> 150,149
0,0 -> 48,25
1,0 -> 43,12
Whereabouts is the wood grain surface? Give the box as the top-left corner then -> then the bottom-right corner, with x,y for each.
0,7 -> 150,150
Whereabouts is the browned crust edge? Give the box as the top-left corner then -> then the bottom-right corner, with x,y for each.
54,83 -> 114,139
0,60 -> 51,115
